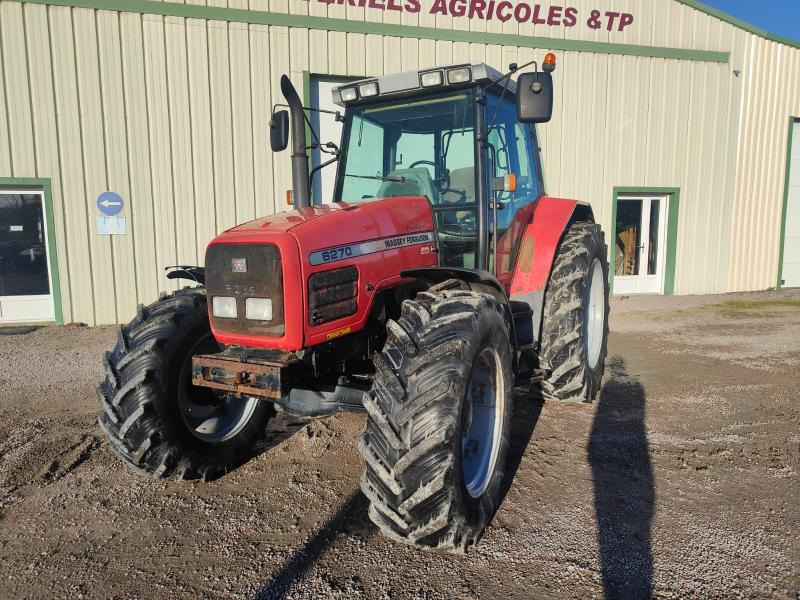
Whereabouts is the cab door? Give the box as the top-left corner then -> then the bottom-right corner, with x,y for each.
484,92 -> 543,286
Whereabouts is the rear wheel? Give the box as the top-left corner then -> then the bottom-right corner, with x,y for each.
359,280 -> 514,552
540,221 -> 609,402
97,288 -> 274,480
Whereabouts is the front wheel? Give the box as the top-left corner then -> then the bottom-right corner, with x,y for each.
359,280 -> 514,553
97,288 -> 274,480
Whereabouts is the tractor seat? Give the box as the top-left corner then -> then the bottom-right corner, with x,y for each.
440,167 -> 475,204
377,168 -> 437,204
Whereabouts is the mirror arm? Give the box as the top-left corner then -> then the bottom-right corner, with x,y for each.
309,153 -> 340,195
271,102 -> 341,119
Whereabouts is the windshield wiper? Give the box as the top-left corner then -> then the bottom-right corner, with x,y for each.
345,174 -> 406,183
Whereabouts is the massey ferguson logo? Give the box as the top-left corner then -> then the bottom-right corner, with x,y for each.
384,234 -> 431,248
231,258 -> 247,273
309,232 -> 435,266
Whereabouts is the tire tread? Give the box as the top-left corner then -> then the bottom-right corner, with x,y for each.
360,281 -> 511,552
539,222 -> 609,403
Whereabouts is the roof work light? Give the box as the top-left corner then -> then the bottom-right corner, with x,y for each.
358,81 -> 378,98
339,87 -> 359,102
447,67 -> 472,84
358,81 -> 379,97
420,70 -> 444,87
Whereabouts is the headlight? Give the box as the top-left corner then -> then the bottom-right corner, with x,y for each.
339,87 -> 358,102
420,70 -> 443,87
246,298 -> 273,321
212,296 -> 237,319
358,81 -> 379,97
447,67 -> 471,84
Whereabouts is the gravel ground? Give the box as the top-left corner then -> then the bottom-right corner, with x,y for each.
0,289 -> 798,599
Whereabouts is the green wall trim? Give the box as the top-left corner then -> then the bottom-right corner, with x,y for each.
611,187 -> 680,296
777,118 -> 798,290
674,0 -> 800,50
0,177 -> 64,324
664,190 -> 681,296
11,0 -> 729,63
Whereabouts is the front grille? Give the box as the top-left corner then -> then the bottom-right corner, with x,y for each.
205,243 -> 285,337
308,266 -> 358,325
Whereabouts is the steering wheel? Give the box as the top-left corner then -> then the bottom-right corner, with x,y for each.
409,160 -> 436,169
409,160 -> 451,194
437,212 -> 477,245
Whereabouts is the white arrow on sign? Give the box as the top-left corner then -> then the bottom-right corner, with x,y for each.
99,198 -> 122,208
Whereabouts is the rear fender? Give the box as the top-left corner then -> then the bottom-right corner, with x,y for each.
165,266 -> 205,285
509,196 -> 592,347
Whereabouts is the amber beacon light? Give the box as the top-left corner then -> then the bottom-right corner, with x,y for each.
543,52 -> 557,73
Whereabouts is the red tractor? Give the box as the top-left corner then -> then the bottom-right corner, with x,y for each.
97,56 -> 609,552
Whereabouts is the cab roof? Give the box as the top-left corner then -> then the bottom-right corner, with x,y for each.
331,63 -> 517,107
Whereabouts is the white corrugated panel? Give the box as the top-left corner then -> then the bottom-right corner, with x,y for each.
0,0 -> 798,324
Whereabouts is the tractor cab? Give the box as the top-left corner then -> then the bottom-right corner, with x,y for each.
272,60 -> 556,286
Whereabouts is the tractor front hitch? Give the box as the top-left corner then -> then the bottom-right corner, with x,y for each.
191,347 -> 298,400
191,347 -> 367,416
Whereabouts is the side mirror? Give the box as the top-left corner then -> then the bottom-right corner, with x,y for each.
270,110 -> 290,152
516,72 -> 553,124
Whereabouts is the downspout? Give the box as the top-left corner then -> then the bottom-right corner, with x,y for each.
280,75 -> 311,209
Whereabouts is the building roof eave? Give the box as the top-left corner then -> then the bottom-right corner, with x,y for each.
674,0 -> 800,49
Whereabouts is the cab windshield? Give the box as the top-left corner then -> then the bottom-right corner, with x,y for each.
334,90 -> 478,267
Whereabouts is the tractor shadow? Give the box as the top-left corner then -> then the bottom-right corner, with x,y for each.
588,355 -> 654,599
498,390 -> 545,505
254,488 -> 371,600
254,392 -> 544,598
208,411 -> 312,481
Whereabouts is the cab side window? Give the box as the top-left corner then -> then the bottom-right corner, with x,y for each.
485,93 -> 542,277
339,115 -> 385,201
486,93 -> 541,231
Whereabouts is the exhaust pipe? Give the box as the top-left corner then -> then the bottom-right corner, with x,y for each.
280,75 -> 311,209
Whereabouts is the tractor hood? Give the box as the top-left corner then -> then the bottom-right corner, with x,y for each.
206,196 -> 438,350
222,203 -> 343,235
212,196 -> 436,252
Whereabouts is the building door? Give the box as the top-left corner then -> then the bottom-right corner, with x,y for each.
309,76 -> 357,204
780,119 -> 800,288
613,194 -> 669,294
0,189 -> 56,323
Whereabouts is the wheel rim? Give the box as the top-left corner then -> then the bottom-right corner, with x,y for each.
461,347 -> 505,499
177,333 -> 259,443
585,258 -> 604,370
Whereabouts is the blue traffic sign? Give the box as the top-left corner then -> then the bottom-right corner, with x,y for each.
97,191 -> 124,216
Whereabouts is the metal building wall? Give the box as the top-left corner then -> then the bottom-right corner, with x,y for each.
0,0 -> 797,324
726,35 -> 800,292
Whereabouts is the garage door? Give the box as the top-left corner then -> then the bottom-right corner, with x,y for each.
781,119 -> 800,288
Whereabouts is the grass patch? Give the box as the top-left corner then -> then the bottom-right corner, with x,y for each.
711,299 -> 800,318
